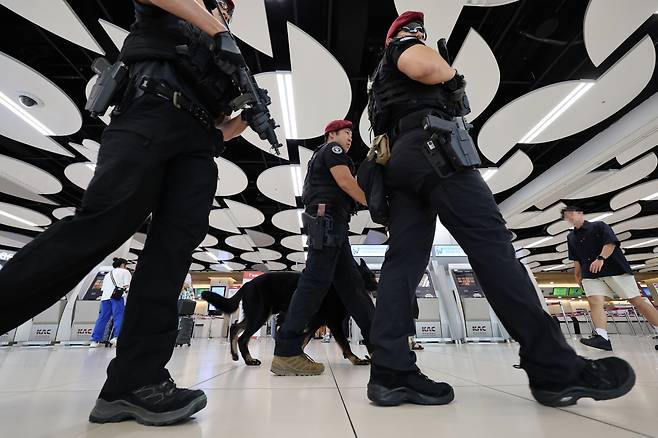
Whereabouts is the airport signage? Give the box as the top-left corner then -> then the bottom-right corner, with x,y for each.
0,251 -> 15,261
466,320 -> 493,338
415,321 -> 441,338
70,324 -> 95,341
30,324 -> 58,341
351,245 -> 388,257
433,246 -> 466,257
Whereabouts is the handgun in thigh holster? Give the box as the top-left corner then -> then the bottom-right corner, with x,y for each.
302,205 -> 343,250
421,114 -> 482,178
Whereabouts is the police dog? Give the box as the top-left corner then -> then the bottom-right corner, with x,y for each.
202,259 -> 376,366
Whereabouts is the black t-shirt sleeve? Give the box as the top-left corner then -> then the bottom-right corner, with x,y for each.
598,222 -> 620,246
322,143 -> 351,170
388,37 -> 425,66
567,235 -> 578,262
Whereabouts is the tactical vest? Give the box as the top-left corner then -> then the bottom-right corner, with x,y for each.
368,38 -> 470,136
119,1 -> 237,117
301,144 -> 355,214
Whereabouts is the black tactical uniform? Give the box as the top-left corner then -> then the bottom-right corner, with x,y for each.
274,142 -> 374,357
368,36 -> 586,386
0,1 -> 237,399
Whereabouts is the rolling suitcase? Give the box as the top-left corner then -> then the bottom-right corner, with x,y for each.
176,316 -> 194,347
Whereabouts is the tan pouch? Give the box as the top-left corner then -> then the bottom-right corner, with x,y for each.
367,134 -> 391,166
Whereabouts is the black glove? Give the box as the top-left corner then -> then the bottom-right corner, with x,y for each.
444,73 -> 466,92
211,32 -> 246,75
242,108 -> 272,138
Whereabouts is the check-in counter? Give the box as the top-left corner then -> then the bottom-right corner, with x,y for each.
27,300 -> 67,344
70,300 -> 102,342
462,298 -> 494,339
414,297 -> 444,339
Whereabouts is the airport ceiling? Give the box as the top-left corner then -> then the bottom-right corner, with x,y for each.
0,0 -> 657,275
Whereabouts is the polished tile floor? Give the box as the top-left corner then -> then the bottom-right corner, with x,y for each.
0,334 -> 656,438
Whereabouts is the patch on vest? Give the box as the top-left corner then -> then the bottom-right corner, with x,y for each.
332,145 -> 343,154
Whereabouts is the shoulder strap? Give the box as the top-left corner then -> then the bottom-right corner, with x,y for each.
109,270 -> 119,288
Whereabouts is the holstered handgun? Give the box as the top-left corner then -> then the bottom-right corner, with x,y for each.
422,115 -> 481,178
85,58 -> 129,118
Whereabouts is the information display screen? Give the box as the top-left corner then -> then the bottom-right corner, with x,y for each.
208,285 -> 227,313
82,271 -> 107,301
568,287 -> 583,297
552,287 -> 568,297
415,273 -> 436,298
451,269 -> 483,298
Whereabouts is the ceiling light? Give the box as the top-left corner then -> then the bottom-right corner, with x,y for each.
544,264 -> 566,271
481,168 -> 498,182
290,165 -> 303,197
630,264 -> 646,269
86,163 -> 96,172
222,262 -> 233,271
0,209 -> 39,228
627,238 -> 658,249
276,72 -> 297,139
0,90 -> 54,136
519,82 -> 595,144
207,251 -> 220,262
300,234 -> 307,248
641,191 -> 658,201
296,210 -> 303,229
589,212 -> 613,222
525,236 -> 553,248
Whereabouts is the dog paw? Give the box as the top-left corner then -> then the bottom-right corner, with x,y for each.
231,354 -> 239,361
245,358 -> 261,366
349,356 -> 370,366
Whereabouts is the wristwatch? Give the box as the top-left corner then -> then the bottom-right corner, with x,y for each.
596,255 -> 607,261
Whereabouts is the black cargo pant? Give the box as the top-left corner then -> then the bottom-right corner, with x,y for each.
275,216 -> 375,356
370,128 -> 585,385
0,93 -> 218,397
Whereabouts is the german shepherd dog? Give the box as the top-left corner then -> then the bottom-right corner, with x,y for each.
202,259 -> 377,366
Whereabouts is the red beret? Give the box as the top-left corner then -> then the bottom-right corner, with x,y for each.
386,11 -> 424,47
324,119 -> 353,134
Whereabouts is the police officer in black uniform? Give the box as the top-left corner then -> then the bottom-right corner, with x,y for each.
271,120 -> 374,376
365,11 -> 635,407
0,0 -> 273,426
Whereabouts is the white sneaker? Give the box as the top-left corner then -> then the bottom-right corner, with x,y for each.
110,338 -> 118,346
89,341 -> 100,348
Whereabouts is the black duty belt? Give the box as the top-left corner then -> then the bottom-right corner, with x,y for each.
138,77 -> 214,130
392,109 -> 450,139
305,204 -> 349,221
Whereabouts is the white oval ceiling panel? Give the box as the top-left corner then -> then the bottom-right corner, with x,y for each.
555,242 -> 568,253
130,233 -> 147,251
281,234 -> 307,251
98,19 -> 128,51
0,154 -> 61,204
208,209 -> 240,234
189,263 -> 206,271
291,264 -> 305,272
0,51 -> 79,157
616,130 -> 658,165
363,230 -> 389,245
265,261 -> 287,271
350,210 -> 375,235
272,208 -> 303,233
516,248 -> 531,258
621,237 -> 658,249
453,28 -> 500,122
197,234 -> 219,248
257,165 -> 298,206
52,207 -> 75,220
478,36 -> 655,163
613,215 -> 658,234
287,252 -> 308,264
565,153 -> 657,200
520,252 -> 566,264
512,232 -> 569,250
224,261 -> 247,271
215,157 -> 248,197
359,107 -> 372,151
0,230 -> 32,248
0,202 -> 50,231
193,249 -> 234,264
623,253 -> 657,262
646,258 -> 658,266
258,248 -> 282,261
225,235 -> 255,251
245,230 -> 275,247
223,200 -> 264,228
506,203 -> 565,230
64,162 -> 95,190
583,0 -> 658,67
617,232 -> 632,242
241,251 -> 264,264
125,252 -> 139,262
210,262 -> 245,272
0,0 -> 104,54
349,235 -> 368,245
486,150 -> 533,194
230,0 -> 273,57
610,180 -> 658,210
525,261 -> 541,269
69,139 -> 100,163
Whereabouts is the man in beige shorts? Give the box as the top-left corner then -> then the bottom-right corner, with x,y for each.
564,206 -> 658,351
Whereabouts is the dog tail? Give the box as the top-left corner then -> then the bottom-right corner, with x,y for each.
201,288 -> 244,314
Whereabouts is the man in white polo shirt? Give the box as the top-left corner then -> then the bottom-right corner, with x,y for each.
564,206 -> 658,351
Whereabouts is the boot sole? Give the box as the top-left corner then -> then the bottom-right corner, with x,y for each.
579,339 -> 612,351
88,393 -> 207,426
367,383 -> 455,406
531,366 -> 636,408
270,363 -> 324,376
